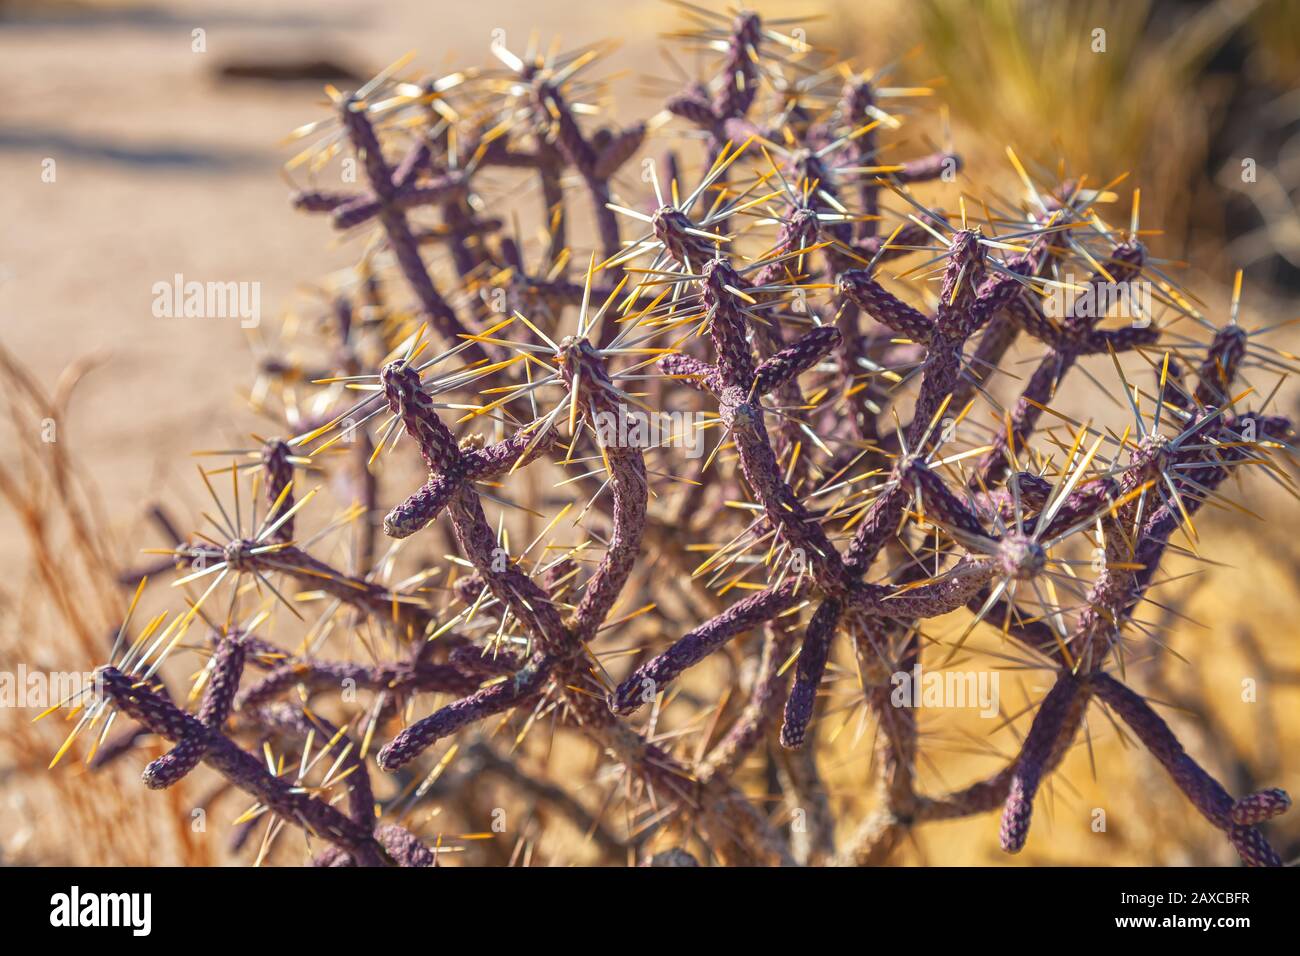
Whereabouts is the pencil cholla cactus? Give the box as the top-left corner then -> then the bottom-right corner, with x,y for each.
51,5 -> 1295,867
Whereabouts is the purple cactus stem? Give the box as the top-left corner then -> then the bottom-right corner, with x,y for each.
1091,673 -> 1287,866
779,599 -> 842,749
999,674 -> 1083,854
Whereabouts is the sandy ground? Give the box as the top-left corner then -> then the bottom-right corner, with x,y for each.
0,0 -> 685,577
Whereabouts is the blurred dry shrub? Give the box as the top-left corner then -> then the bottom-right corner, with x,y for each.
0,348 -> 216,865
830,0 -> 1299,272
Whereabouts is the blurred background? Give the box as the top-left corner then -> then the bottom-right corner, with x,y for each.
1,0 -> 1297,865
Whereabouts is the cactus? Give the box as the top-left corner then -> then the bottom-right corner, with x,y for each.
48,5 -> 1296,867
